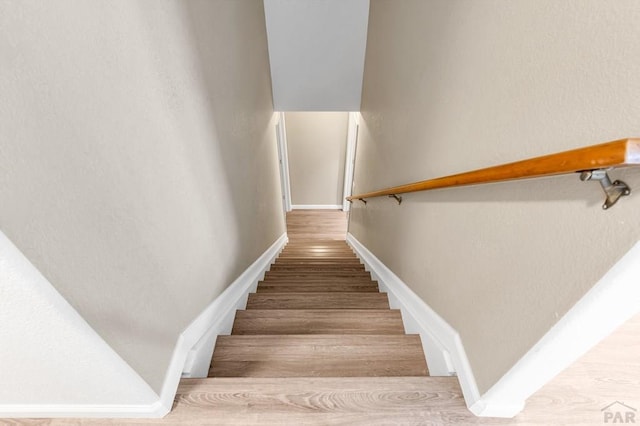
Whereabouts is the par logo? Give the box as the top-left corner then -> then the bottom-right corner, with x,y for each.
602,401 -> 636,423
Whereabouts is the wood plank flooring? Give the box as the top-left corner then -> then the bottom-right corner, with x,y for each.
285,209 -> 348,241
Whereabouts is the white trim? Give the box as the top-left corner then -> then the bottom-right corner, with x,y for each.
0,403 -> 165,418
291,204 -> 343,210
157,233 -> 288,413
276,112 -> 292,212
346,234 -> 483,412
474,240 -> 640,417
342,112 -> 359,212
347,233 -> 640,418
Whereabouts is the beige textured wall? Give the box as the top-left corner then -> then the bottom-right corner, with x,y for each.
350,0 -> 640,394
285,112 -> 349,206
0,0 -> 284,394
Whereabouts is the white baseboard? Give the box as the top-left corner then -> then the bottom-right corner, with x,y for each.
474,240 -> 640,417
346,234 -> 483,412
347,233 -> 640,418
0,403 -> 166,418
156,233 -> 288,414
291,204 -> 343,210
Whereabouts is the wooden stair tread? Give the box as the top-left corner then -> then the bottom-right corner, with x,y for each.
166,377 -> 464,424
272,261 -> 363,266
279,250 -> 355,252
210,335 -> 427,377
268,268 -> 367,273
278,252 -> 356,255
261,276 -> 376,282
282,245 -> 351,248
282,249 -> 352,251
262,278 -> 375,284
176,375 -> 459,406
209,360 -> 428,377
265,271 -> 371,276
272,260 -> 363,265
257,284 -> 379,292
232,309 -> 404,334
246,292 -> 390,309
259,280 -> 377,285
278,256 -> 355,258
172,377 -> 461,423
258,279 -> 378,286
272,261 -> 363,265
180,375 -> 457,394
212,335 -> 425,359
271,269 -> 365,272
276,257 -> 360,261
272,258 -> 364,267
264,276 -> 374,280
275,259 -> 360,262
214,333 -> 422,347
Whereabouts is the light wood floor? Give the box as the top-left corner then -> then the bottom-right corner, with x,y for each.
7,211 -> 639,425
285,209 -> 348,241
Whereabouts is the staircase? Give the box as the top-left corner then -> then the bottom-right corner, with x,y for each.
166,211 -> 469,424
209,239 -> 429,378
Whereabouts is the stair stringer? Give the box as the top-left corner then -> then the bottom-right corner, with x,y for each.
347,233 -> 640,418
346,234 -> 476,390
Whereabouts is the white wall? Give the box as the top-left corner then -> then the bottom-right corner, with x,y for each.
264,0 -> 369,111
0,0 -> 284,405
0,231 -> 159,414
350,0 -> 640,396
285,112 -> 349,207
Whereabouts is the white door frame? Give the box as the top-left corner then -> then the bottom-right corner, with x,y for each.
276,112 -> 292,212
342,112 -> 360,211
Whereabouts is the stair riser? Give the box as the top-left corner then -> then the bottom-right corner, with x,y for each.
274,260 -> 361,264
259,279 -> 377,284
246,294 -> 390,310
231,310 -> 404,335
257,286 -> 379,293
209,361 -> 428,378
276,260 -> 358,263
278,255 -> 357,259
279,251 -> 355,255
210,335 -> 428,377
265,271 -> 371,276
269,267 -> 366,272
272,262 -> 363,267
263,277 -> 373,282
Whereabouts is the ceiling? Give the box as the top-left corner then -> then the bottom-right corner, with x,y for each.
264,0 -> 370,111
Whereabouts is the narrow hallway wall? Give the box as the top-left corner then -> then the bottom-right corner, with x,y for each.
350,0 -> 640,396
0,0 -> 284,400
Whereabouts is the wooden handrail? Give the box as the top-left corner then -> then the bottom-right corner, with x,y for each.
347,138 -> 640,207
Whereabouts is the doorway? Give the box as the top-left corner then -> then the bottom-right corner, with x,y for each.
342,112 -> 360,212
